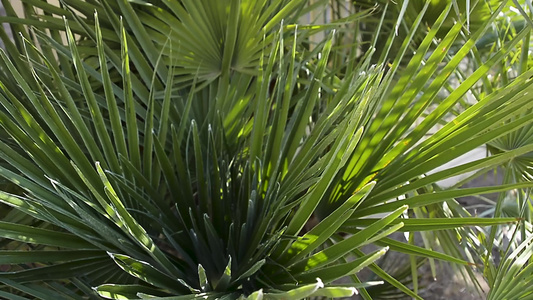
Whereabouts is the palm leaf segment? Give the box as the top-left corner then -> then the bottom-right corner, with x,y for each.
2,0 -> 312,87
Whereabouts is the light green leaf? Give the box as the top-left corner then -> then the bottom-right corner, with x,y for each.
264,278 -> 323,300
108,253 -> 186,294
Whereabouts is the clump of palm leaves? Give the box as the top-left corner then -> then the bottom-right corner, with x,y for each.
0,0 -> 532,299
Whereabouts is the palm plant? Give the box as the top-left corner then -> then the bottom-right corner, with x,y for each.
0,0 -> 532,299
437,2 -> 533,294
486,223 -> 533,300
340,0 -> 533,295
